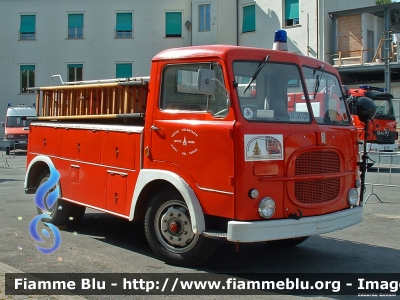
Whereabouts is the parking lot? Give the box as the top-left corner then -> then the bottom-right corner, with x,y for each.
0,150 -> 399,299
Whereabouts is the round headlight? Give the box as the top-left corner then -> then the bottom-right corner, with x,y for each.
258,197 -> 276,219
348,188 -> 358,206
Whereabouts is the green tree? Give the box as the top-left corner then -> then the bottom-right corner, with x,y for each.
376,0 -> 393,5
253,141 -> 261,156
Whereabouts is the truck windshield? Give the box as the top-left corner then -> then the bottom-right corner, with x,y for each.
302,66 -> 350,125
374,99 -> 395,120
6,116 -> 32,127
233,61 -> 311,123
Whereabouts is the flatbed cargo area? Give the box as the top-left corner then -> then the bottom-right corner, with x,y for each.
29,77 -> 149,120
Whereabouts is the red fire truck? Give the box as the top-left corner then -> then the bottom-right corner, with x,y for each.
24,33 -> 373,266
346,85 -> 398,152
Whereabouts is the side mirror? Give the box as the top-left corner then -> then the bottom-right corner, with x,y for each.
197,69 -> 215,95
1,122 -> 4,127
357,97 -> 376,123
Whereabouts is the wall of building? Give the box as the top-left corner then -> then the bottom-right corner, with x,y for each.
237,0 -> 304,54
361,13 -> 384,63
236,0 -> 374,61
0,0 -> 192,126
191,0 -> 237,46
0,0 -> 376,130
322,0 -> 375,64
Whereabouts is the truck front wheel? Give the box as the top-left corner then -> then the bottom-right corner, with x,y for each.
36,171 -> 72,226
144,189 -> 216,266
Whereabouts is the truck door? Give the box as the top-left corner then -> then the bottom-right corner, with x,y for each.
148,62 -> 234,216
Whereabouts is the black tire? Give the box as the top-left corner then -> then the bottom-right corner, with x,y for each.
36,171 -> 71,226
144,189 -> 216,266
68,203 -> 86,227
267,236 -> 309,247
5,147 -> 10,155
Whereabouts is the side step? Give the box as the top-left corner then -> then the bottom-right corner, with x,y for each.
202,230 -> 227,240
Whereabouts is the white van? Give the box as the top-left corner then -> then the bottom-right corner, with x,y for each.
2,105 -> 36,155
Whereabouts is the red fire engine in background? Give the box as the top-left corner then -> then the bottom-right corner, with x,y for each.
24,31 -> 375,266
346,85 -> 398,152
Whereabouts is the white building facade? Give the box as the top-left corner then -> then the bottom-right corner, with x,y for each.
0,0 -> 373,124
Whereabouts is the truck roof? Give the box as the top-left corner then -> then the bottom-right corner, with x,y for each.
6,106 -> 36,117
152,44 -> 335,72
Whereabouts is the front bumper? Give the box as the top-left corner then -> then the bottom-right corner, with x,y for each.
227,206 -> 363,242
367,143 -> 398,152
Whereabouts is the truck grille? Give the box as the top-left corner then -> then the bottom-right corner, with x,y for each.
294,178 -> 340,204
294,151 -> 340,204
14,134 -> 28,140
375,132 -> 396,144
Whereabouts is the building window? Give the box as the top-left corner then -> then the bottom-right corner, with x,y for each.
285,0 -> 299,26
20,65 -> 35,93
68,13 -> 84,39
166,12 -> 182,37
199,4 -> 211,32
116,12 -> 133,38
20,15 -> 36,40
68,64 -> 83,82
116,63 -> 133,78
242,5 -> 255,33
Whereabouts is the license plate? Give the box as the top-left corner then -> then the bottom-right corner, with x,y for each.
384,146 -> 389,150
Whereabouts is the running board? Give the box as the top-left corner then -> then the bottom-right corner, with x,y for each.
202,230 -> 227,240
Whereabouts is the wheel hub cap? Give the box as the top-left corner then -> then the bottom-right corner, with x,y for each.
160,206 -> 194,247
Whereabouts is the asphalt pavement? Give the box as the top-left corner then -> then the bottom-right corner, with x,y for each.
1,149 -> 399,300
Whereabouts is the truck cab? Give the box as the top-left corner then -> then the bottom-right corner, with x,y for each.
347,85 -> 398,152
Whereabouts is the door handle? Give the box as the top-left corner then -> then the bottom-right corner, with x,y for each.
151,124 -> 161,131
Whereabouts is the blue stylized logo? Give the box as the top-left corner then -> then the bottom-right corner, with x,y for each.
29,165 -> 62,254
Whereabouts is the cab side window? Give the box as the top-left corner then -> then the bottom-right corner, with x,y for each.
160,63 -> 228,116
161,63 -> 209,111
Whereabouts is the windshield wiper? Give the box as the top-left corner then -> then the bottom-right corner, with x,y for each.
243,55 -> 270,95
313,64 -> 325,96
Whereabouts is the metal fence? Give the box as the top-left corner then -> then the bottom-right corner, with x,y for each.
0,140 -> 15,168
364,151 -> 400,203
393,99 -> 400,125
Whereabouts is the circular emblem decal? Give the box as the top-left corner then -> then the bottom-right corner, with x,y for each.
243,107 -> 253,119
171,128 -> 199,156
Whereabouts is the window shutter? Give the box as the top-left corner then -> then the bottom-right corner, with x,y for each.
116,13 -> 132,31
20,15 -> 36,33
166,12 -> 182,36
285,0 -> 299,20
68,64 -> 83,69
20,65 -> 35,71
68,14 -> 83,28
116,63 -> 132,78
242,5 -> 255,33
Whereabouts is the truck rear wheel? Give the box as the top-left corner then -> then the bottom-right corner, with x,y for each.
267,236 -> 309,247
144,189 -> 216,266
68,204 -> 86,226
36,171 -> 71,226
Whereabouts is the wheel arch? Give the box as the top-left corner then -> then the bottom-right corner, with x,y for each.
130,169 -> 205,234
24,156 -> 54,194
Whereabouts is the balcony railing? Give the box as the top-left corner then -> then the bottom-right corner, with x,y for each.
331,37 -> 399,67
